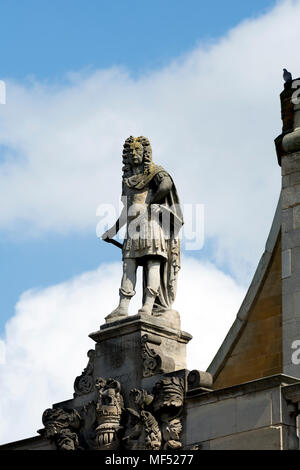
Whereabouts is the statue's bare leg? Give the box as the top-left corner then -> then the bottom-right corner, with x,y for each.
105,259 -> 137,322
138,259 -> 161,315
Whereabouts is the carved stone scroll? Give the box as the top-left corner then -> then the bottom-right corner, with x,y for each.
141,334 -> 162,377
187,369 -> 213,391
141,334 -> 175,377
74,349 -> 95,397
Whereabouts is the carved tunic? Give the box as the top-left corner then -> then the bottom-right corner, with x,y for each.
122,171 -> 172,261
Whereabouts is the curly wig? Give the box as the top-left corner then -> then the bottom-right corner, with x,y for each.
122,136 -> 153,180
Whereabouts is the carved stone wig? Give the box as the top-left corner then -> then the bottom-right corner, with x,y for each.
122,135 -> 153,180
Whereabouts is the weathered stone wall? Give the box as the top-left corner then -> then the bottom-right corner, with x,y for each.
213,234 -> 282,389
185,375 -> 299,450
281,151 -> 300,377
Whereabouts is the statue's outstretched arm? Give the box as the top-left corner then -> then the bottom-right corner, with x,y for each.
102,206 -> 127,240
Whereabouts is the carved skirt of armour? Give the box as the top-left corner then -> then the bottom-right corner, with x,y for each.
122,185 -> 169,260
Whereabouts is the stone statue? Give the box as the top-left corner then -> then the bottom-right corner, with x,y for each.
102,136 -> 183,323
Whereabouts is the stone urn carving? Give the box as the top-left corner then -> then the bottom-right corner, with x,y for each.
94,378 -> 124,450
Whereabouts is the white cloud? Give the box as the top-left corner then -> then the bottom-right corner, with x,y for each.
0,257 -> 244,444
1,0 -> 298,280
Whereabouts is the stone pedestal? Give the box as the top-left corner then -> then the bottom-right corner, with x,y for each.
89,313 -> 192,401
54,313 -> 192,411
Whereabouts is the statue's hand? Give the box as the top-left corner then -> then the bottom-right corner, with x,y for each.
150,203 -> 160,213
101,227 -> 116,240
148,203 -> 160,217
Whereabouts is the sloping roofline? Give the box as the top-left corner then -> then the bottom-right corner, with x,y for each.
207,193 -> 282,379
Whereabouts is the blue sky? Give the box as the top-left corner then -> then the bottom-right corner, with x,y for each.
0,0 -> 278,333
1,0 -> 275,81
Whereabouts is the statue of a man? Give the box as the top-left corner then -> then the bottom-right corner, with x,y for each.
102,136 -> 183,323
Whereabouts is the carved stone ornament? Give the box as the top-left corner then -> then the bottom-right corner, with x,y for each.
141,334 -> 162,377
123,388 -> 161,450
122,375 -> 185,450
40,372 -> 185,450
73,349 -> 95,397
187,369 -> 213,391
152,377 -> 185,449
38,407 -> 82,450
141,333 -> 176,377
94,377 -> 124,450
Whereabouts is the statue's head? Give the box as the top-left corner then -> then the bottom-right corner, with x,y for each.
122,136 -> 152,178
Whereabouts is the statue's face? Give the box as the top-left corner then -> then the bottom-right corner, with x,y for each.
129,141 -> 143,166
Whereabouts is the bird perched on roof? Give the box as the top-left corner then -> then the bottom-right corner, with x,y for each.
283,68 -> 292,82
